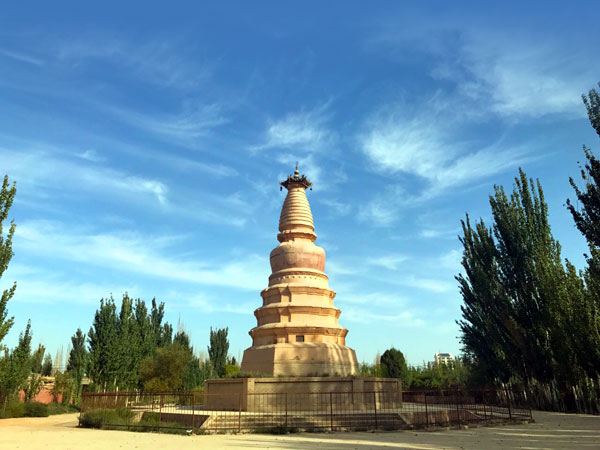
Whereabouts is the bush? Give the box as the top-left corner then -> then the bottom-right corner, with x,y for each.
47,402 -> 79,415
0,399 -> 25,418
79,408 -> 135,429
24,402 -> 49,417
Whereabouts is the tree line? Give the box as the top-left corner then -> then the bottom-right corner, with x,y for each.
457,82 -> 600,413
0,177 -> 235,411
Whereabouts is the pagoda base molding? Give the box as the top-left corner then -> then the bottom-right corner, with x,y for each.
241,342 -> 358,377
204,376 -> 402,412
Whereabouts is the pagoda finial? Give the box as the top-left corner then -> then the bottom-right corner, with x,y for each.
280,165 -> 312,191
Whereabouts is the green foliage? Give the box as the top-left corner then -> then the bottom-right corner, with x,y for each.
41,354 -> 52,376
46,402 -> 79,415
224,364 -> 240,378
208,327 -> 229,378
31,344 -> 45,374
53,371 -> 75,404
23,373 -> 43,401
408,360 -> 472,389
67,328 -> 87,401
583,82 -> 600,137
139,343 -> 191,391
380,348 -> 409,384
79,407 -> 135,429
0,175 -> 17,351
358,361 -> 387,377
0,398 -> 24,418
0,321 -> 33,406
24,401 -> 49,417
87,294 -> 173,391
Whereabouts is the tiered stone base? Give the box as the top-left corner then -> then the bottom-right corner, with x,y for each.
204,376 -> 402,412
241,342 -> 359,377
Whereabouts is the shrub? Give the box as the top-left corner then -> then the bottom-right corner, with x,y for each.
24,402 -> 49,417
47,402 -> 79,415
79,408 -> 135,429
0,399 -> 25,418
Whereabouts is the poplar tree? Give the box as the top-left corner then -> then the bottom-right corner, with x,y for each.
208,327 -> 229,377
67,328 -> 88,400
0,175 -> 17,350
87,297 -> 119,390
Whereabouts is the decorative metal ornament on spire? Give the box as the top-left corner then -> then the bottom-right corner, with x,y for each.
280,164 -> 313,191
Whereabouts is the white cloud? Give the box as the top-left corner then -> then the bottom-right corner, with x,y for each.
399,275 -> 454,293
0,48 -> 44,66
56,38 -> 211,90
366,254 -> 408,270
436,249 -> 462,271
14,220 -> 269,292
1,145 -> 169,206
319,198 -> 352,216
105,101 -> 227,142
76,149 -> 105,163
342,307 -> 424,326
448,36 -> 596,118
253,103 -> 335,152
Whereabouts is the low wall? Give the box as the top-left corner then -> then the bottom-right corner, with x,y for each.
204,377 -> 402,411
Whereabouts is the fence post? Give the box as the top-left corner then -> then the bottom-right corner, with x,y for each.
373,391 -> 378,430
159,394 -> 163,432
483,401 -> 487,421
238,393 -> 242,433
329,392 -> 333,432
191,393 -> 195,432
456,391 -> 461,426
507,390 -> 512,420
285,393 -> 288,430
424,392 -> 429,427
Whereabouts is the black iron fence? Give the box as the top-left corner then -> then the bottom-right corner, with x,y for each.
79,388 -> 532,433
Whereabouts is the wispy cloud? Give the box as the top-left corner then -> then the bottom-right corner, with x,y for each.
253,103 -> 335,153
358,95 -> 536,226
56,38 -> 212,90
15,220 -> 269,292
343,307 -> 424,326
0,48 -> 44,66
441,35 -> 597,118
366,254 -> 408,270
106,101 -> 228,142
76,149 -> 105,163
4,264 -> 135,305
319,198 -> 352,216
1,145 -> 169,206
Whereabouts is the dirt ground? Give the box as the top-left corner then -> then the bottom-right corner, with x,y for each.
1,411 -> 599,450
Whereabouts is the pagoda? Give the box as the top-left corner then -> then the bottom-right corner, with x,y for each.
241,166 -> 359,376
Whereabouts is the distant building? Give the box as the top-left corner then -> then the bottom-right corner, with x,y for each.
432,352 -> 454,367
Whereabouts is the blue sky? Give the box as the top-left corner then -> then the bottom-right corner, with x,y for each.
1,2 -> 599,367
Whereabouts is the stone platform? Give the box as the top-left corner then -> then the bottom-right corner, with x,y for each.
204,376 -> 402,412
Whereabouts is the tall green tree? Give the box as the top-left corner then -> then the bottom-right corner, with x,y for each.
41,353 -> 53,376
208,327 -> 229,378
67,328 -> 88,400
0,321 -> 32,404
87,297 -> 119,390
380,348 -> 409,385
31,344 -> 45,374
0,175 -> 17,350
458,169 -> 578,389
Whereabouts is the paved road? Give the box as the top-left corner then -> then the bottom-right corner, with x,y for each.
1,411 -> 599,449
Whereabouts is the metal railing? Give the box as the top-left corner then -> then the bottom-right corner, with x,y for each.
79,388 -> 532,433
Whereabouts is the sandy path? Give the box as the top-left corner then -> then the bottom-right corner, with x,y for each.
1,411 -> 599,449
